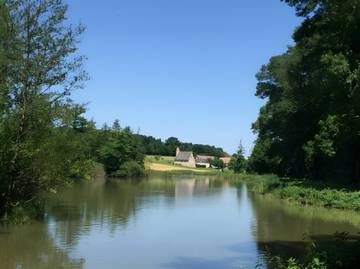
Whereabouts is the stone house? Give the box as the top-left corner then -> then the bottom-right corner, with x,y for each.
175,148 -> 218,168
174,147 -> 196,168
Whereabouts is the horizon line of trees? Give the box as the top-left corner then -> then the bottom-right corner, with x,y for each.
134,133 -> 228,157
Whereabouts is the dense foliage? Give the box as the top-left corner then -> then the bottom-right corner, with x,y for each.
0,0 -> 97,220
0,1 -> 145,221
98,125 -> 145,177
136,135 -> 228,157
248,0 -> 360,183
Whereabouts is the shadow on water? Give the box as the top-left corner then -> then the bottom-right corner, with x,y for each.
255,236 -> 360,269
246,189 -> 360,268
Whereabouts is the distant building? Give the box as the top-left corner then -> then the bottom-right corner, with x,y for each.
175,148 -> 223,168
195,155 -> 214,168
174,147 -> 196,168
196,155 -> 215,161
220,157 -> 232,167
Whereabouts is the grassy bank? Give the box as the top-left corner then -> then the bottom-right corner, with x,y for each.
228,174 -> 360,211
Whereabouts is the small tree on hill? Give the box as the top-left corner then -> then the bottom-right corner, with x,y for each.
229,142 -> 247,173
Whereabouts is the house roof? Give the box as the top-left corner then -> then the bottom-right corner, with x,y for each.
196,155 -> 215,161
175,151 -> 193,161
195,156 -> 211,164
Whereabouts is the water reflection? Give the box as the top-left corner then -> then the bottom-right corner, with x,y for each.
0,176 -> 359,269
0,222 -> 84,269
248,192 -> 360,267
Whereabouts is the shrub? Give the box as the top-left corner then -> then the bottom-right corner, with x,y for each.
113,161 -> 145,178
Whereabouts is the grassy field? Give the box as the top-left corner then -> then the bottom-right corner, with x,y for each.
145,155 -> 218,174
145,155 -> 175,165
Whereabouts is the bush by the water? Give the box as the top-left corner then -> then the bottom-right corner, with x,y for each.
112,161 -> 145,178
98,127 -> 145,177
273,185 -> 360,211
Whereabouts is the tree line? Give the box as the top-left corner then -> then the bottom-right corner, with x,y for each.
248,0 -> 360,184
135,134 -> 228,157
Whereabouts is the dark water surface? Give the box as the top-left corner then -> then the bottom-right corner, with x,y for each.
1,176 -> 359,269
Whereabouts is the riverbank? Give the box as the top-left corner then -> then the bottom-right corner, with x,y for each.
227,174 -> 360,211
223,174 -> 360,267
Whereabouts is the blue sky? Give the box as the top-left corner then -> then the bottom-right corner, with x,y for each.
67,0 -> 301,155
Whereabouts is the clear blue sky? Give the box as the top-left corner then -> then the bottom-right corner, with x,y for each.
67,0 -> 301,156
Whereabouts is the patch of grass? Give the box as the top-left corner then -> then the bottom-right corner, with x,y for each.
226,174 -> 360,211
145,155 -> 175,165
273,185 -> 360,210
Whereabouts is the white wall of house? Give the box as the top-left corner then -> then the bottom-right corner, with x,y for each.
196,162 -> 210,168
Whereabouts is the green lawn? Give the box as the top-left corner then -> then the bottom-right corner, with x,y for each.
145,155 -> 175,165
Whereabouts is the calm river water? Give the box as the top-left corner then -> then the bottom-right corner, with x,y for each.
1,175 -> 359,269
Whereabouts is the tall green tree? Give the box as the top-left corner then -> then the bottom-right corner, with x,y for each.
165,137 -> 181,155
0,0 -> 88,219
249,0 -> 360,182
112,119 -> 121,131
229,142 -> 247,173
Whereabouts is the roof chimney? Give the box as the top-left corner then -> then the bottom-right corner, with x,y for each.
176,147 -> 180,157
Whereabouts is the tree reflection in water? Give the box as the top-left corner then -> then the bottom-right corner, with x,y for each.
0,223 -> 84,269
45,177 -> 217,249
1,177 -> 359,269
246,191 -> 360,267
